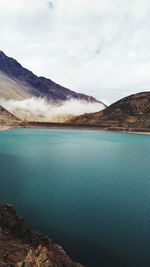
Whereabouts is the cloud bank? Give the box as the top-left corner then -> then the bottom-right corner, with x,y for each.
0,0 -> 150,103
0,97 -> 104,121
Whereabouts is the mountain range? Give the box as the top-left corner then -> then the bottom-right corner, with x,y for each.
0,51 -> 149,131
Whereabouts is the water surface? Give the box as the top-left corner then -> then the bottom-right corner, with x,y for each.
0,129 -> 150,267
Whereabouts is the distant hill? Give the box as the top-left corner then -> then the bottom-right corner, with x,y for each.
0,105 -> 19,125
69,92 -> 150,130
0,51 -> 104,104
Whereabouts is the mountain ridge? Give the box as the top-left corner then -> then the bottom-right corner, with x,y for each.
0,50 -> 104,104
69,91 -> 150,130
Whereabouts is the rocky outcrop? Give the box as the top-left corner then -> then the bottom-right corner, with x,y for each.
0,204 -> 84,267
0,105 -> 20,126
69,92 -> 150,130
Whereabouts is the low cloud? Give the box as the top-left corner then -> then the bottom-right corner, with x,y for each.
0,97 -> 104,122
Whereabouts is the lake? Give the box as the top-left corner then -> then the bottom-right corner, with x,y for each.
0,128 -> 150,267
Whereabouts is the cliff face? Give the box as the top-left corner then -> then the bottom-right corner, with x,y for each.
0,204 -> 84,267
69,92 -> 150,130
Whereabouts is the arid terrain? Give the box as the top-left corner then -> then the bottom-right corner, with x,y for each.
69,92 -> 150,131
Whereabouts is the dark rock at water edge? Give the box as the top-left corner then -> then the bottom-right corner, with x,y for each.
0,204 -> 84,267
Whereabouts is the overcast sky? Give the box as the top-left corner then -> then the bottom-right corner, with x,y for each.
0,0 -> 150,103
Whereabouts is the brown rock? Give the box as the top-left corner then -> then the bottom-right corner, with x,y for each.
0,204 -> 84,267
69,92 -> 150,131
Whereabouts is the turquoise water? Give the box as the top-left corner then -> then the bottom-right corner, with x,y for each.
0,129 -> 150,267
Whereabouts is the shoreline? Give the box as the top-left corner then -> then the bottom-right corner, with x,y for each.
0,122 -> 150,135
127,131 -> 150,135
20,121 -> 150,134
0,125 -> 12,131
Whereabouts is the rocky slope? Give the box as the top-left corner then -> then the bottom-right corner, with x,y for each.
69,92 -> 150,130
0,51 -> 100,103
0,204 -> 84,267
0,51 -> 106,122
0,105 -> 20,126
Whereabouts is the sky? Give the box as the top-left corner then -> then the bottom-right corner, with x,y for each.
0,0 -> 150,104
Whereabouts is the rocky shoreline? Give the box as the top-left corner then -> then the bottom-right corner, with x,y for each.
0,204 -> 84,267
19,121 -> 150,134
0,120 -> 149,134
0,122 -> 150,134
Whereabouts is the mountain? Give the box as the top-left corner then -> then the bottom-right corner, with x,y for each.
0,105 -> 19,125
69,92 -> 150,130
0,51 -> 101,103
0,204 -> 84,267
